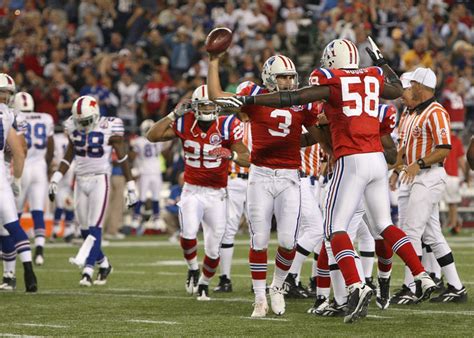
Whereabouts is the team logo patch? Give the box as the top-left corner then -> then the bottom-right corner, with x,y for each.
209,133 -> 221,145
309,76 -> 319,86
412,126 -> 421,138
439,128 -> 447,138
99,120 -> 108,129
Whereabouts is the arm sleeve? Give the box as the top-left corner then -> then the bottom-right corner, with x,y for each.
111,117 -> 125,137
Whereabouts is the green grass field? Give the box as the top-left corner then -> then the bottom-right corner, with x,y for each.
1,231 -> 473,337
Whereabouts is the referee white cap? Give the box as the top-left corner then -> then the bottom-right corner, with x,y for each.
409,67 -> 437,89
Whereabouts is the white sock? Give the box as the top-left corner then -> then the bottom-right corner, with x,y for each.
441,263 -> 463,290
404,265 -> 415,292
35,237 -> 45,248
330,269 -> 348,305
83,266 -> 94,277
429,252 -> 441,278
355,257 -> 365,282
253,279 -> 267,302
317,287 -> 330,299
271,270 -> 287,289
99,256 -> 109,268
311,256 -> 318,278
360,255 -> 374,279
187,257 -> 199,271
4,260 -> 16,276
219,246 -> 234,278
198,275 -> 210,285
378,269 -> 391,279
288,251 -> 307,278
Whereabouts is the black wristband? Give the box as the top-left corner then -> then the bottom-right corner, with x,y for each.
280,91 -> 293,107
374,58 -> 387,67
242,96 -> 255,105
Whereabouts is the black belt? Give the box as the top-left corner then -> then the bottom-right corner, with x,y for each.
299,171 -> 319,185
420,162 -> 443,170
229,173 -> 249,179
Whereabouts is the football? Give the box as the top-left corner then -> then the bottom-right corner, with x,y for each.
205,27 -> 232,54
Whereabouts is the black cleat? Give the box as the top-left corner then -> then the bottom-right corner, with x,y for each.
390,284 -> 416,305
318,299 -> 347,317
0,272 -> 16,291
429,273 -> 445,294
214,274 -> 233,292
307,295 -> 330,315
376,277 -> 391,310
283,273 -> 309,299
196,284 -> 210,301
185,269 -> 200,295
307,277 -> 316,297
34,246 -> 44,266
94,265 -> 113,285
430,284 -> 467,303
365,277 -> 377,291
23,262 -> 37,292
79,273 -> 92,287
344,283 -> 373,323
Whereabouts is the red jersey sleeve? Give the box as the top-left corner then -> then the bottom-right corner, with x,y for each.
237,81 -> 266,116
302,102 -> 322,127
378,104 -> 397,136
367,66 -> 385,94
308,68 -> 339,86
218,115 -> 243,145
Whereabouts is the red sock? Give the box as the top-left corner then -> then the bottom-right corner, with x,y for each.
381,225 -> 424,276
375,239 -> 393,273
275,246 -> 296,271
317,245 -> 330,288
330,232 -> 360,286
202,255 -> 220,279
249,248 -> 267,280
180,237 -> 197,261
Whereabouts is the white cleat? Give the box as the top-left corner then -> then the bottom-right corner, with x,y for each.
79,274 -> 92,287
35,255 -> 44,266
269,285 -> 286,316
196,284 -> 211,301
251,299 -> 269,318
414,271 -> 437,302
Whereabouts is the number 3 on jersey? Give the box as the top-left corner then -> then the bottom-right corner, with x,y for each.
268,109 -> 292,137
341,76 -> 379,117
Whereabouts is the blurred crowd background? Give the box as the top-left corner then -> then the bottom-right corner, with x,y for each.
2,0 -> 473,236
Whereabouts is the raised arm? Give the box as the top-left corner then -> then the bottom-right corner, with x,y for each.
207,54 -> 234,99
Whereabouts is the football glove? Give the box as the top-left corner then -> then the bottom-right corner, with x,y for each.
48,171 -> 63,202
11,177 -> 21,197
167,102 -> 191,121
209,147 -> 234,160
126,180 -> 139,208
365,36 -> 387,67
214,96 -> 249,108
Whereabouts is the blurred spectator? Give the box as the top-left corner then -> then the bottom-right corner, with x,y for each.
401,37 -> 433,71
441,76 -> 466,129
103,150 -> 126,240
141,68 -> 168,120
237,54 -> 260,80
96,0 -> 117,46
43,49 -> 69,78
117,69 -> 140,129
79,68 -> 114,116
280,0 -> 304,39
76,14 -> 104,46
272,22 -> 296,57
212,1 -> 237,30
165,26 -> 196,80
53,70 -> 77,122
106,32 -> 123,54
144,29 -> 168,66
78,0 -> 99,25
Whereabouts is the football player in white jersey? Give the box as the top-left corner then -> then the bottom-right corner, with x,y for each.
51,128 -> 76,242
14,92 -> 54,266
48,95 -> 138,286
129,119 -> 163,231
0,73 -> 37,292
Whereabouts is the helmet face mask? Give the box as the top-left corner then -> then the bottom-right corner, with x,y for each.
321,39 -> 359,69
191,85 -> 219,122
72,96 -> 100,132
262,55 -> 298,92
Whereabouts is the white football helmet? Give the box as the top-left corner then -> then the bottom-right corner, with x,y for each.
140,119 -> 154,136
14,92 -> 35,112
261,55 -> 298,91
321,39 -> 359,69
0,73 -> 16,106
191,85 -> 219,122
71,95 -> 100,131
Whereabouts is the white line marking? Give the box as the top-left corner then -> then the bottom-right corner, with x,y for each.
128,320 -> 179,325
240,316 -> 289,322
389,308 -> 474,316
15,323 -> 68,328
366,315 -> 394,319
0,334 -> 42,337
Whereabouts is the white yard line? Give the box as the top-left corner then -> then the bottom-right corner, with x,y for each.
14,323 -> 68,328
128,319 -> 179,325
389,308 -> 474,316
239,316 -> 289,322
366,315 -> 394,319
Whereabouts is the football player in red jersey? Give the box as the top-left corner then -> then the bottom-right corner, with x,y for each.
215,38 -> 436,323
208,53 -> 324,318
146,85 -> 250,301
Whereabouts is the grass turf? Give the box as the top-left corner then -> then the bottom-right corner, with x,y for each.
1,231 -> 472,337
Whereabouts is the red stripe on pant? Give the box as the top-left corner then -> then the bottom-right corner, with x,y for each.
202,255 -> 220,278
381,225 -> 424,276
317,245 -> 331,288
275,246 -> 296,270
375,239 -> 393,272
180,237 -> 197,261
249,249 -> 267,280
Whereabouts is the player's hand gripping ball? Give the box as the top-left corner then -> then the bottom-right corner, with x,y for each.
205,27 -> 232,54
